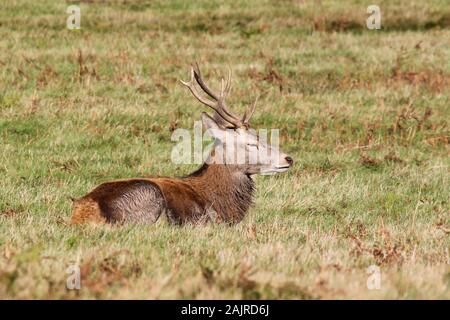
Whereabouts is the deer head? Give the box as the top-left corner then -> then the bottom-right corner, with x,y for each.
181,63 -> 293,175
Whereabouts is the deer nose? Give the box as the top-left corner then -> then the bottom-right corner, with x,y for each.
285,156 -> 294,166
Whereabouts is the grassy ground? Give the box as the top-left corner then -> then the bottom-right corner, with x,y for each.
0,0 -> 449,299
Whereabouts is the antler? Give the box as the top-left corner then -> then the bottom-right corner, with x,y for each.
242,94 -> 259,128
180,63 -> 246,128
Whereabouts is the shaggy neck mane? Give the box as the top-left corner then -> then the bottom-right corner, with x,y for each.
183,163 -> 254,223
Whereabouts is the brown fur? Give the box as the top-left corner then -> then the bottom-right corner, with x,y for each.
70,164 -> 254,225
71,197 -> 106,225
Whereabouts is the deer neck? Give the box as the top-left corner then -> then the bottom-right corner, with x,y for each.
184,163 -> 254,223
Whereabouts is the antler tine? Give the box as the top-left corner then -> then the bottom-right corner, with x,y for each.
243,94 -> 259,126
181,66 -> 242,128
193,62 -> 232,98
190,62 -> 243,127
193,62 -> 218,100
218,67 -> 240,121
180,67 -> 216,109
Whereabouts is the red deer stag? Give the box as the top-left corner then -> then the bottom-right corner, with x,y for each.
71,63 -> 293,225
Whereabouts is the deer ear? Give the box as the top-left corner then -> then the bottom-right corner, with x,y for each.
202,112 -> 225,140
201,112 -> 219,130
213,112 -> 232,129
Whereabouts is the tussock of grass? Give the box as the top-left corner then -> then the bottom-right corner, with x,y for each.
0,0 -> 449,299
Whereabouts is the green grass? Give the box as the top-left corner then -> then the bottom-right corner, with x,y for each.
0,0 -> 449,299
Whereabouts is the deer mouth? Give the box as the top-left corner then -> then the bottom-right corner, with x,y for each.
260,166 -> 290,175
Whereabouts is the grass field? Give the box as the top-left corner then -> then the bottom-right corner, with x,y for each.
0,0 -> 449,299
